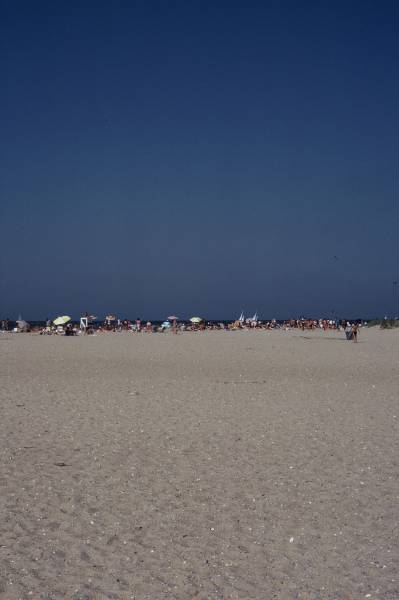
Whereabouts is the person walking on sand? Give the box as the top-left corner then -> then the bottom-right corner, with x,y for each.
345,321 -> 352,340
352,322 -> 359,343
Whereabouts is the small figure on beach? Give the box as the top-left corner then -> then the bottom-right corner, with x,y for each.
352,323 -> 359,343
344,322 -> 352,340
1,318 -> 10,331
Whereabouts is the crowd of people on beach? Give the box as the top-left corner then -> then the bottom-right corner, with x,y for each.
1,316 -> 361,341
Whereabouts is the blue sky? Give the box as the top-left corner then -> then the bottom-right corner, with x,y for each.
1,1 -> 398,319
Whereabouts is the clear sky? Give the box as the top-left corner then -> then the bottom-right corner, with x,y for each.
1,1 -> 398,320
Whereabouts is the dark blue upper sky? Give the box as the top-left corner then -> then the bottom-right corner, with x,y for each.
1,1 -> 398,319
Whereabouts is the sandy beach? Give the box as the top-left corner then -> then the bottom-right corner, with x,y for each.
1,327 -> 398,599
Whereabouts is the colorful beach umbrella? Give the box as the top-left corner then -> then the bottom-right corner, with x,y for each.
190,317 -> 202,323
167,315 -> 178,321
53,316 -> 71,326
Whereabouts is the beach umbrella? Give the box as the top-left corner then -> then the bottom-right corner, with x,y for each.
167,315 -> 178,321
53,316 -> 71,326
190,317 -> 202,323
162,321 -> 172,328
105,315 -> 116,321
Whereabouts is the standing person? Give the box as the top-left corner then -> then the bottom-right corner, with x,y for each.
135,318 -> 141,332
352,322 -> 359,343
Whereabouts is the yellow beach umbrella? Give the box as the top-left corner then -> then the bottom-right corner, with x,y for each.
190,317 -> 202,323
53,316 -> 71,326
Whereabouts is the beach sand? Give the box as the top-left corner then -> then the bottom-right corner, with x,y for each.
1,328 -> 398,599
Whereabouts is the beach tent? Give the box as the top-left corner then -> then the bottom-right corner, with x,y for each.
16,320 -> 30,332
